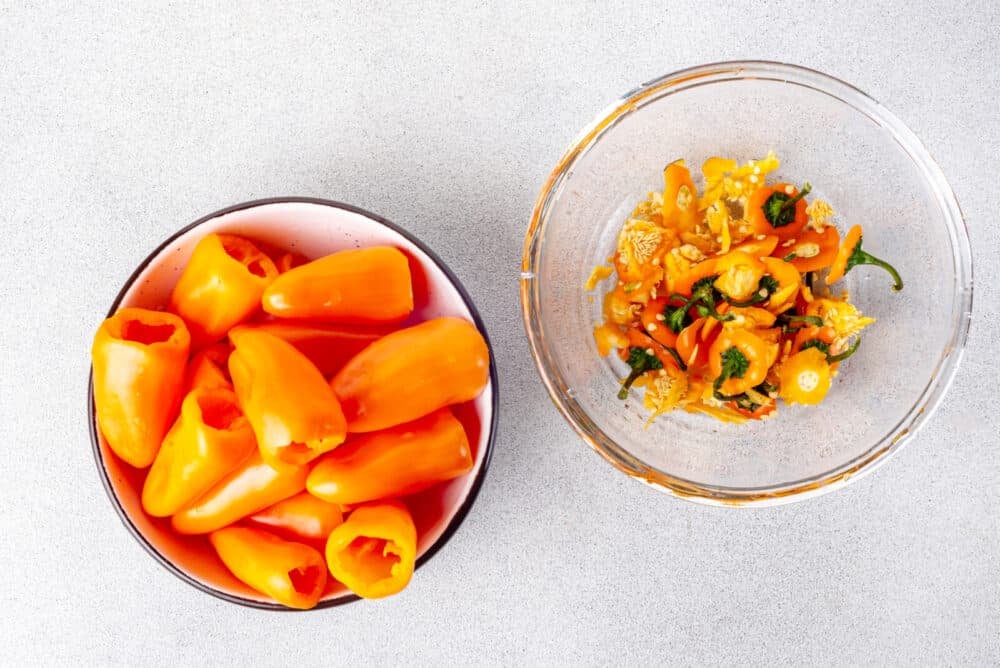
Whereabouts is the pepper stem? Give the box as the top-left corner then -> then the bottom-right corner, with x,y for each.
618,369 -> 644,400
827,337 -> 862,363
851,248 -> 904,291
781,182 -> 811,213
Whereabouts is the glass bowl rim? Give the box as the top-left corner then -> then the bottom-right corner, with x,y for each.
520,60 -> 973,507
89,196 -> 500,609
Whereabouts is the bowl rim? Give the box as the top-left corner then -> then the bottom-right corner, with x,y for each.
89,196 -> 500,609
520,60 -> 973,507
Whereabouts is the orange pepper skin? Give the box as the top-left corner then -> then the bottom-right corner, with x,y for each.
779,347 -> 832,405
760,257 -> 801,310
331,317 -> 490,433
92,307 -> 191,468
307,408 -> 473,505
730,235 -> 779,258
639,298 -> 678,348
747,183 -> 809,241
783,226 -> 841,273
248,491 -> 343,544
171,450 -> 308,534
228,329 -> 347,469
210,526 -> 327,609
676,316 -> 719,371
169,234 -> 278,347
672,258 -> 718,296
325,501 -> 417,599
826,224 -> 863,284
233,322 -> 391,377
261,246 -> 413,324
184,343 -> 232,393
142,387 -> 256,517
661,160 -> 698,232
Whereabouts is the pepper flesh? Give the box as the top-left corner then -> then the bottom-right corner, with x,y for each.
249,491 -> 343,544
708,328 -> 772,396
169,234 -> 278,347
325,501 -> 417,599
210,526 -> 327,609
747,183 -> 809,241
142,387 -> 257,517
782,226 -> 840,273
228,329 -> 347,469
233,321 -> 392,377
261,246 -> 414,324
331,317 -> 490,433
171,450 -> 308,534
184,343 -> 232,393
779,347 -> 832,405
308,408 -> 473,505
662,160 -> 699,232
92,307 -> 191,468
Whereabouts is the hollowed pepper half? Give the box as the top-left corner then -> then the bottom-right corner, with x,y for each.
325,501 -> 417,599
228,328 -> 347,469
142,387 -> 256,517
92,307 -> 191,468
210,526 -> 327,609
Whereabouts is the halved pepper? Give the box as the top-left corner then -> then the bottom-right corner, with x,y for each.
92,307 -> 191,468
747,182 -> 811,241
171,450 -> 309,534
249,491 -> 343,544
780,226 -> 840,273
661,160 -> 699,232
184,343 -> 232,393
210,526 -> 327,609
228,329 -> 347,468
141,387 -> 256,517
261,246 -> 414,324
325,501 -> 417,599
169,234 -> 278,347
308,408 -> 473,505
232,321 -> 391,377
779,347 -> 832,405
331,317 -> 489,433
708,327 -> 773,396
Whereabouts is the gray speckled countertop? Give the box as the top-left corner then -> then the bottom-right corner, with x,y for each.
1,2 -> 997,665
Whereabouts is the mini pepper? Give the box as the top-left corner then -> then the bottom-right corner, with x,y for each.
233,321 -> 391,377
228,328 -> 347,469
325,501 -> 417,599
210,526 -> 327,609
92,307 -> 191,468
169,233 -> 279,346
141,387 -> 257,517
307,407 -> 473,505
249,491 -> 343,544
331,317 -> 489,433
261,246 -> 413,324
171,450 -> 308,534
184,343 -> 232,393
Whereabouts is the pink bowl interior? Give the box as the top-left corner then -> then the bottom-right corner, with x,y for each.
93,200 -> 496,606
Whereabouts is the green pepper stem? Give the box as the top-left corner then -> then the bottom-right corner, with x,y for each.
618,368 -> 644,400
827,337 -> 862,363
783,182 -> 811,210
853,249 -> 904,291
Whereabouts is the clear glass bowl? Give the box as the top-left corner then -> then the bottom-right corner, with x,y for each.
521,61 -> 972,506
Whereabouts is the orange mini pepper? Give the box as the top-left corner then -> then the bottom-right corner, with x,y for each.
708,327 -> 773,396
779,347 -> 832,405
274,251 -> 307,273
210,526 -> 327,609
184,343 -> 232,393
171,450 -> 309,534
661,160 -> 698,232
307,408 -> 473,505
261,246 -> 414,324
233,321 -> 391,377
228,328 -> 347,468
332,317 -> 490,433
92,307 -> 191,468
826,224 -> 903,290
747,182 -> 811,241
249,491 -> 343,544
169,234 -> 279,347
325,501 -> 417,599
760,257 -> 801,310
141,387 -> 256,517
638,298 -> 679,349
780,226 -> 840,273
730,234 -> 780,258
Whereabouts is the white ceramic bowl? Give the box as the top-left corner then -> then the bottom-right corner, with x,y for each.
89,198 -> 498,608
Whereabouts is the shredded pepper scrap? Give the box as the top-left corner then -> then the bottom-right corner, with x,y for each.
588,153 -> 902,424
